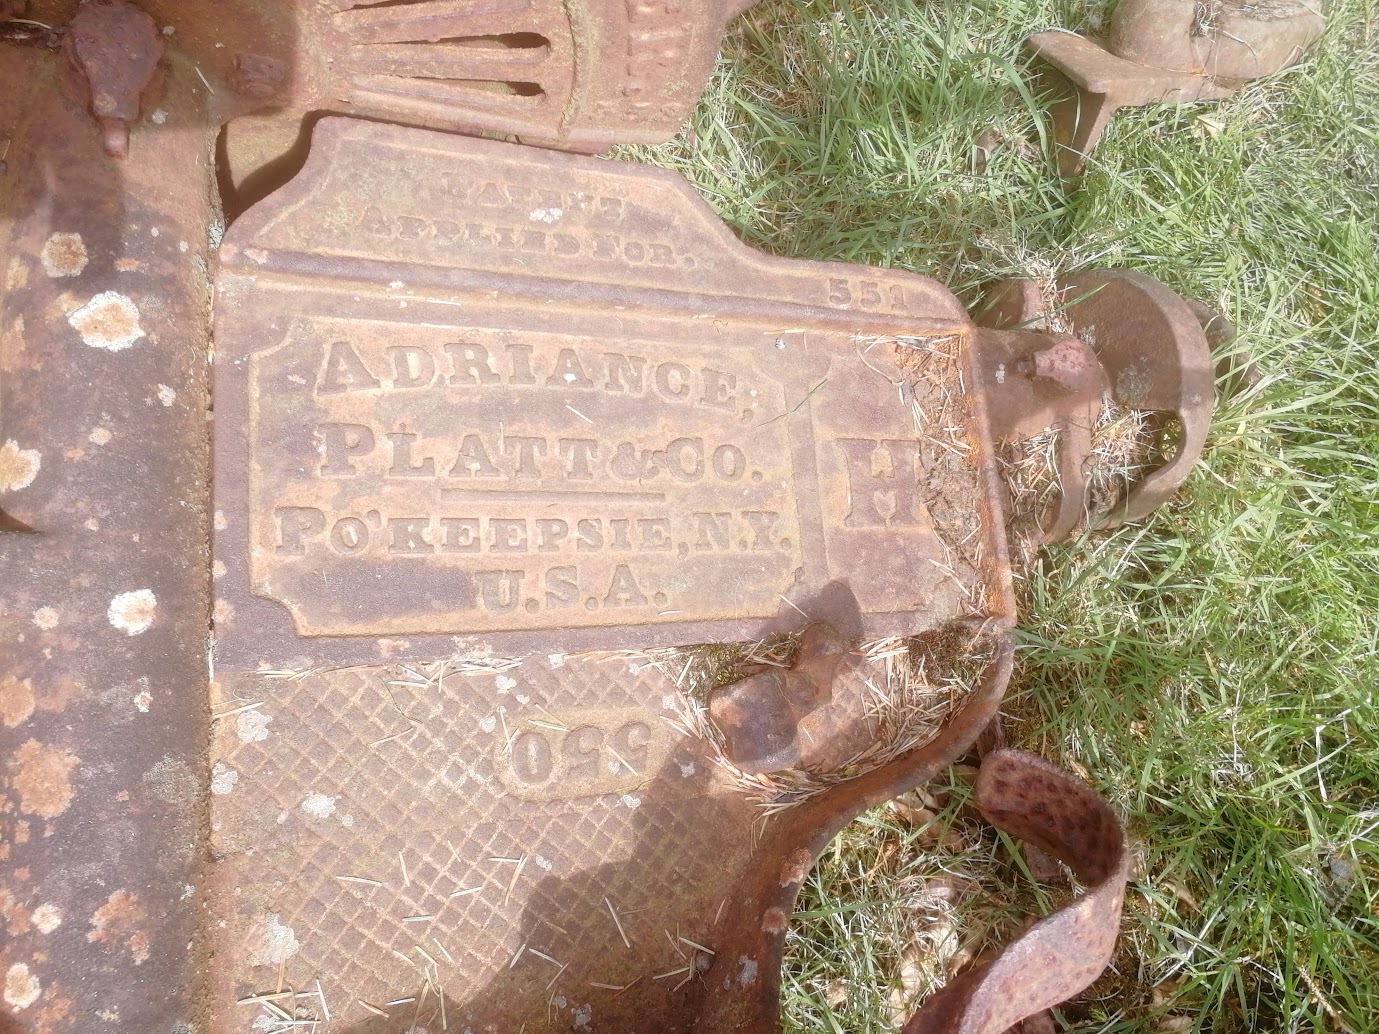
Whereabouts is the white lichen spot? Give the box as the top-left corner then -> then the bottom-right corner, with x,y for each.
388,280 -> 405,289
89,427 -> 112,445
247,914 -> 300,967
84,517 -> 100,531
737,955 -> 758,986
210,763 -> 239,795
620,794 -> 641,810
41,233 -> 88,278
31,607 -> 59,631
32,904 -> 62,934
133,690 -> 152,713
573,1003 -> 592,1029
679,761 -> 696,778
529,207 -> 563,224
515,693 -> 530,705
180,883 -> 195,900
151,106 -> 169,122
214,509 -> 227,530
535,855 -> 553,871
495,675 -> 517,693
300,793 -> 337,819
0,439 -> 41,493
553,996 -> 567,1010
661,694 -> 676,710
4,962 -> 41,1010
479,715 -> 497,734
236,710 -> 272,743
213,598 -> 235,624
156,383 -> 176,406
69,291 -> 145,351
341,813 -> 355,828
108,589 -> 157,635
548,653 -> 565,668
178,241 -> 189,253
150,227 -> 160,238
212,559 -> 227,580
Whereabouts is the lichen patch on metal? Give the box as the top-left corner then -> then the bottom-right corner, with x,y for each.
40,233 -> 89,278
107,589 -> 157,635
67,291 -> 145,351
3,962 -> 42,1010
0,439 -> 41,492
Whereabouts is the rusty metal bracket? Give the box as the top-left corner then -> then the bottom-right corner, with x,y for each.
64,0 -> 165,157
1028,0 -> 1324,177
903,750 -> 1129,1034
975,270 -> 1221,537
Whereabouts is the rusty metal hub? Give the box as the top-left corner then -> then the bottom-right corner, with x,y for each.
976,270 -> 1220,537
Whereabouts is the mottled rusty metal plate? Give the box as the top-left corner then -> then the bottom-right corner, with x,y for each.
213,117 -> 1011,669
0,39 -> 213,1034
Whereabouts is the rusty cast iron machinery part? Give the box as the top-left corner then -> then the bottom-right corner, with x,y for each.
1027,0 -> 1325,177
0,10 -> 1185,1033
976,271 -> 1221,537
198,117 -> 1137,1034
80,0 -> 764,200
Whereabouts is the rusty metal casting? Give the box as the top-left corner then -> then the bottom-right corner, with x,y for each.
975,270 -> 1220,536
1028,0 -> 1325,177
200,118 -> 1037,1033
0,6 -> 1187,1033
124,0 -> 763,206
903,750 -> 1129,1034
708,622 -> 853,774
64,0 -> 164,158
212,117 -> 1011,667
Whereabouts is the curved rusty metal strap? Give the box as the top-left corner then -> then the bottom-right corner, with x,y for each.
902,750 -> 1130,1034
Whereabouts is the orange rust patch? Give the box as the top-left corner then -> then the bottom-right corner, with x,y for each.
88,890 -> 150,964
11,740 -> 79,818
0,675 -> 35,728
2,888 -> 31,936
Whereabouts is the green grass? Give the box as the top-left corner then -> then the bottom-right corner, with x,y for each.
624,1 -> 1379,1030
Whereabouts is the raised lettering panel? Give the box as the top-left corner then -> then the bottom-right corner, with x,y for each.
249,319 -> 800,637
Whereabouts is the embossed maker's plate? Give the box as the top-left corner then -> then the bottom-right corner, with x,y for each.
212,118 -> 1012,667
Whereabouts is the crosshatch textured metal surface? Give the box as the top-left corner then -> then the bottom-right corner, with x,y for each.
212,117 -> 1009,670
207,657 -> 764,1033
